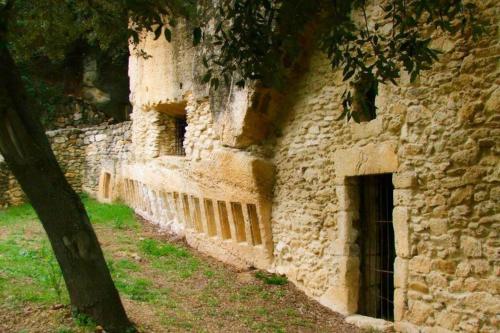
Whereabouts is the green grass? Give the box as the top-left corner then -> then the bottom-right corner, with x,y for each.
0,197 -> 139,310
0,198 -> 340,333
0,203 -> 37,226
255,271 -> 288,285
0,236 -> 66,306
140,238 -> 189,258
140,238 -> 201,279
82,196 -> 137,229
0,196 -> 137,229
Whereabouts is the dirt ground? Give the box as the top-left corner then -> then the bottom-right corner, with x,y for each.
0,202 -> 360,333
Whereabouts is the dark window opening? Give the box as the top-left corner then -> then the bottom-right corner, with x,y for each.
175,116 -> 187,156
353,76 -> 378,122
356,174 -> 395,321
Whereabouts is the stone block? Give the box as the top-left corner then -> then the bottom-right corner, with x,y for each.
409,256 -> 431,274
394,189 -> 413,206
394,321 -> 421,333
394,257 -> 409,289
460,236 -> 482,258
319,285 -> 358,315
409,300 -> 433,325
393,171 -> 418,189
455,262 -> 471,277
336,211 -> 357,244
335,185 -> 358,211
333,141 -> 398,178
393,207 -> 411,258
484,87 -> 499,114
435,311 -> 461,331
394,288 -> 407,322
428,218 -> 448,236
345,315 -> 394,332
449,186 -> 473,205
431,259 -> 456,275
350,117 -> 384,140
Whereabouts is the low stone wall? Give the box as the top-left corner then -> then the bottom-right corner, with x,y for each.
43,98 -> 108,130
0,122 -> 131,208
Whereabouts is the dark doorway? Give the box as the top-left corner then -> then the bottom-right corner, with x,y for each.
175,116 -> 187,156
356,174 -> 395,320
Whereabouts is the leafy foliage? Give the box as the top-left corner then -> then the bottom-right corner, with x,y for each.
199,0 -> 483,121
1,0 -> 484,122
1,0 -> 197,122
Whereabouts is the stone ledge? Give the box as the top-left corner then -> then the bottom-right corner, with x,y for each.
345,315 -> 395,332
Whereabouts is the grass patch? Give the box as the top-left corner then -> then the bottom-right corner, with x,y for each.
140,238 -> 201,279
82,197 -> 137,230
140,239 -> 189,258
0,200 -> 352,333
255,271 -> 288,286
0,237 -> 67,306
0,203 -> 37,226
107,258 -> 158,302
72,311 -> 97,328
115,277 -> 158,302
114,258 -> 141,272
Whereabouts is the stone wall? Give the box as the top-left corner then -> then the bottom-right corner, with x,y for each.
43,98 -> 108,130
82,122 -> 132,195
117,19 -> 278,270
0,161 -> 24,208
270,1 -> 499,332
2,2 -> 494,332
118,3 -> 499,331
0,122 -> 132,208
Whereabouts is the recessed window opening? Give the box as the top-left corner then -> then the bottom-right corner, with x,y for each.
182,194 -> 192,228
204,199 -> 217,237
156,102 -> 187,157
231,203 -> 246,243
356,173 -> 395,321
173,192 -> 183,224
175,116 -> 187,156
247,204 -> 262,245
217,201 -> 232,240
353,76 -> 378,122
102,172 -> 111,199
192,197 -> 204,233
161,191 -> 174,220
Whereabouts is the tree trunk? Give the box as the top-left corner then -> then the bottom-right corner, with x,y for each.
0,33 -> 132,333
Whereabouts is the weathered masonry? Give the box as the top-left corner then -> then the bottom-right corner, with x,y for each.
93,2 -> 499,332
0,1 -> 497,332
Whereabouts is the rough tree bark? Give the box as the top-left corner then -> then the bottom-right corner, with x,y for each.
0,12 -> 133,333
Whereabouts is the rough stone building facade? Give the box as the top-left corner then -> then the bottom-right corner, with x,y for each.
0,1 -> 498,332
112,2 -> 498,331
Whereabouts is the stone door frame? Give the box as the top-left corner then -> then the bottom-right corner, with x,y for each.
323,141 -> 410,327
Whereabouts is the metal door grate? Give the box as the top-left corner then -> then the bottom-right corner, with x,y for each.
357,174 -> 395,321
